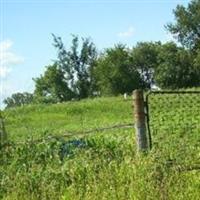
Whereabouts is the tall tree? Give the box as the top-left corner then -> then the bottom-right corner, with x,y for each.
94,44 -> 141,95
131,42 -> 160,89
52,34 -> 97,99
3,92 -> 34,108
154,42 -> 200,89
193,49 -> 200,80
33,64 -> 73,103
167,0 -> 200,50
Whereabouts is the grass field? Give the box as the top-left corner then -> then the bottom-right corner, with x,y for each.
1,95 -> 200,200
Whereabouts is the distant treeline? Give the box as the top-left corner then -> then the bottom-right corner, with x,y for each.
4,0 -> 200,108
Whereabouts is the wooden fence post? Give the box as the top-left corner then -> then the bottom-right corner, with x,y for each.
133,90 -> 148,152
0,112 -> 7,145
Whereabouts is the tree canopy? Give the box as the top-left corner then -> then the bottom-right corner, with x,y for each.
4,0 -> 200,108
154,42 -> 200,89
33,63 -> 73,103
94,44 -> 141,95
131,42 -> 160,89
3,92 -> 34,108
52,34 -> 97,99
167,0 -> 200,50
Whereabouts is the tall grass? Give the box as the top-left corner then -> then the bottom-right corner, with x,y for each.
1,95 -> 199,200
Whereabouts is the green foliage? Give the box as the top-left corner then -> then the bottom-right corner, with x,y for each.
4,97 -> 132,142
167,0 -> 200,49
1,95 -> 200,199
3,92 -> 34,108
154,42 -> 200,89
33,64 -> 73,103
94,44 -> 141,95
7,0 -> 200,107
53,34 -> 97,99
0,111 -> 7,145
1,131 -> 199,200
194,49 -> 200,69
131,42 -> 160,89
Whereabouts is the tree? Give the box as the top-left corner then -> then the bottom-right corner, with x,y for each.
131,42 -> 160,89
193,49 -> 200,83
154,42 -> 200,89
94,44 -> 141,95
33,64 -> 73,103
167,0 -> 200,50
52,34 -> 97,99
3,92 -> 34,108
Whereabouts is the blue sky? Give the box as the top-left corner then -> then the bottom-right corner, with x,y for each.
0,0 -> 190,107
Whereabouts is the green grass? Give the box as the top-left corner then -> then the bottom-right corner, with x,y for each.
1,95 -> 200,200
3,97 -> 133,142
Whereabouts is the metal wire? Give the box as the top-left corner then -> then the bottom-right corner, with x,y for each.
145,90 -> 200,147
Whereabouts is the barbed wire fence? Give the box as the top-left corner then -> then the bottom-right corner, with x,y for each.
1,91 -> 200,172
0,97 -> 134,146
1,91 -> 200,147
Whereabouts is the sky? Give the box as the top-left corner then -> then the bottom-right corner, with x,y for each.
0,0 -> 191,108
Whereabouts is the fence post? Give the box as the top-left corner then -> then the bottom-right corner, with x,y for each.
0,111 -> 7,146
133,90 -> 148,152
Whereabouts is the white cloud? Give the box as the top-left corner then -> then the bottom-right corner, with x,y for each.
0,66 -> 11,78
0,39 -> 24,78
118,26 -> 134,38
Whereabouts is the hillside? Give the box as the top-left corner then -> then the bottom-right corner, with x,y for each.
3,96 -> 133,142
1,95 -> 200,200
